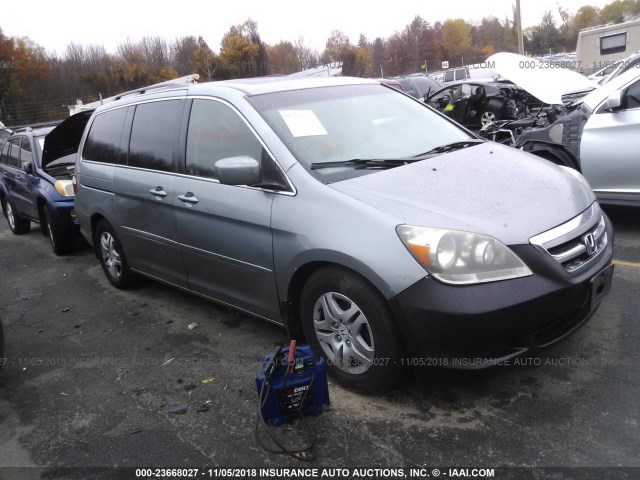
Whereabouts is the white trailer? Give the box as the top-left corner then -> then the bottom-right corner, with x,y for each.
576,19 -> 640,75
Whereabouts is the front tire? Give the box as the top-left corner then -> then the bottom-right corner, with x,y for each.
95,219 -> 136,289
44,205 -> 73,255
2,198 -> 31,235
300,266 -> 405,394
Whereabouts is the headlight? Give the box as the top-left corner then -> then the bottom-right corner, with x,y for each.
54,180 -> 74,197
396,225 -> 532,285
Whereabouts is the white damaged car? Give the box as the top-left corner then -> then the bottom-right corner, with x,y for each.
484,53 -> 640,206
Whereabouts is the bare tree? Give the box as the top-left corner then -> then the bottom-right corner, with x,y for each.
171,36 -> 199,75
293,36 -> 318,70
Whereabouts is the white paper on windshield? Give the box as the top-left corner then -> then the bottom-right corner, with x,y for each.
279,110 -> 328,137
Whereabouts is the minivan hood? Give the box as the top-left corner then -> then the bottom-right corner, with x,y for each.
487,52 -> 596,105
330,143 -> 595,245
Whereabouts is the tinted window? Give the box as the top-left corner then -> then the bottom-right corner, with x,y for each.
455,69 -> 467,81
9,138 -> 22,168
625,80 -> 640,109
398,79 -> 414,97
20,137 -> 33,164
186,99 -> 263,180
83,107 -> 128,164
129,100 -> 184,172
0,140 -> 10,164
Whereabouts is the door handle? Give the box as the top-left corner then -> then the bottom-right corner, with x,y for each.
148,187 -> 167,198
177,192 -> 199,205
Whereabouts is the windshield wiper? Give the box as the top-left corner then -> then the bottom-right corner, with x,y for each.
414,139 -> 484,157
310,158 -> 419,170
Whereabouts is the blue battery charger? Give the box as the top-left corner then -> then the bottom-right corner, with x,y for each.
255,343 -> 330,426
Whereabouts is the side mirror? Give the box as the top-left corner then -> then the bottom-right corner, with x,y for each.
215,156 -> 261,186
23,162 -> 33,174
606,91 -> 623,111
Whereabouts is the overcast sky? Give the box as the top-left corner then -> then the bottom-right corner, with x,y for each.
2,0 -> 614,56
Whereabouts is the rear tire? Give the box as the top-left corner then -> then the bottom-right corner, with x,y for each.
2,198 -> 31,235
95,219 -> 136,289
44,205 -> 73,255
300,266 -> 405,394
480,108 -> 500,128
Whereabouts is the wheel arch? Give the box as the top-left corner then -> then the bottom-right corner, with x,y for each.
282,258 -> 401,343
522,141 -> 580,171
36,197 -> 48,235
89,213 -> 108,258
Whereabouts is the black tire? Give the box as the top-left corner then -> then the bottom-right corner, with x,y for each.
300,266 -> 405,394
2,198 -> 31,234
95,219 -> 136,289
44,205 -> 73,255
480,107 -> 500,128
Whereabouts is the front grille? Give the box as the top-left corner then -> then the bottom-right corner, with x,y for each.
530,202 -> 607,273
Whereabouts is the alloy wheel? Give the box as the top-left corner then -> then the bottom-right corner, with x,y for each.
100,232 -> 122,279
312,291 -> 375,374
6,202 -> 15,230
481,111 -> 497,127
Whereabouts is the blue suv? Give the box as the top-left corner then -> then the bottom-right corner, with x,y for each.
0,124 -> 78,254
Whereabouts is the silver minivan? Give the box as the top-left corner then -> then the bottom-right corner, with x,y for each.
74,77 -> 614,393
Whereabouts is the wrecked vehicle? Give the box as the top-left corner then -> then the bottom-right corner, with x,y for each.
0,115 -> 89,254
484,65 -> 640,206
427,81 -> 533,128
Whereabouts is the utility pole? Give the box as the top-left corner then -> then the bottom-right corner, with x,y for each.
516,0 -> 525,55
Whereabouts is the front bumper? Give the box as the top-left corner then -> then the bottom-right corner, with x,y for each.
51,200 -> 80,232
390,215 -> 614,367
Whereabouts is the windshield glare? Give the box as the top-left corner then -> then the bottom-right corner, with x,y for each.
250,84 -> 471,177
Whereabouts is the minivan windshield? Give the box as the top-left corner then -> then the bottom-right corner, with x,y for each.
249,84 -> 474,181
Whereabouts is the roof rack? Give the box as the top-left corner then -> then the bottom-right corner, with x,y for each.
113,74 -> 200,101
66,74 -> 200,115
10,120 -> 63,133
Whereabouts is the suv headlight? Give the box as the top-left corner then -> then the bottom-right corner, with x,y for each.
396,225 -> 532,285
54,180 -> 74,197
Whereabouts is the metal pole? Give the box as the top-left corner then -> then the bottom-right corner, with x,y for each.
516,0 -> 525,55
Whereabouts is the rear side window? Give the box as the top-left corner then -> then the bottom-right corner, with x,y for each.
83,108 -> 128,164
186,99 -> 263,180
0,140 -> 10,164
398,79 -> 414,96
8,138 -> 22,168
20,137 -> 32,163
129,100 -> 184,172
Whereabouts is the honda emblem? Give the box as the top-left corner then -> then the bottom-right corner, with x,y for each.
584,233 -> 596,256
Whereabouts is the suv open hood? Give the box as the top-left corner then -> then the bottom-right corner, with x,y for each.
331,143 -> 595,245
42,110 -> 93,167
487,52 -> 596,105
